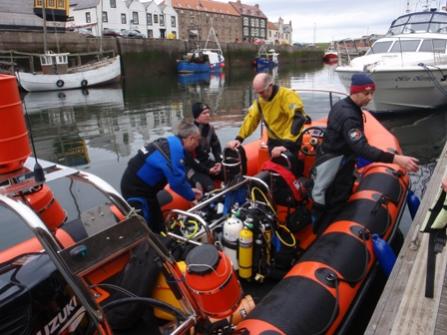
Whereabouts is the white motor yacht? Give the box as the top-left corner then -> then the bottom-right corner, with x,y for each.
336,8 -> 447,112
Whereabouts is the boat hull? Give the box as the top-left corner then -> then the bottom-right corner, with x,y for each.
255,57 -> 278,69
336,66 -> 447,112
176,60 -> 224,74
17,56 -> 121,92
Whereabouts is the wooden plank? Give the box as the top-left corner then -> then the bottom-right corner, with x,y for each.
365,141 -> 447,335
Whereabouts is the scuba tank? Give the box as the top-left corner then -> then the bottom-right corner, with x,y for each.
239,219 -> 254,279
223,215 -> 244,270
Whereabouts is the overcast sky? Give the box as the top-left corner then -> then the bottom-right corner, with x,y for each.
253,0 -> 442,43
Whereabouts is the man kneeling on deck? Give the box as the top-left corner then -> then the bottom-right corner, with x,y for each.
184,102 -> 223,193
311,73 -> 420,232
120,120 -> 202,233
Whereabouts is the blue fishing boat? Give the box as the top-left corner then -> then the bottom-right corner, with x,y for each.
254,47 -> 279,69
176,49 -> 225,74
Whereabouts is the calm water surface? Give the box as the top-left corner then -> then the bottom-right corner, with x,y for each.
25,62 -> 446,198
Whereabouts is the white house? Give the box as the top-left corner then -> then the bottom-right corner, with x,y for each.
70,0 -> 179,39
157,0 -> 178,39
125,0 -> 147,36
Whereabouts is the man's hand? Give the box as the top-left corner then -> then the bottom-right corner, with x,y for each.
192,187 -> 203,201
442,177 -> 447,192
209,162 -> 222,175
393,154 -> 419,173
271,146 -> 288,158
227,140 -> 241,149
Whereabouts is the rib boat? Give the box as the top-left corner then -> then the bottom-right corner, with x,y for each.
0,74 -> 417,335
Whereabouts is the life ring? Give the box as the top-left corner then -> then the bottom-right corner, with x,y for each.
56,80 -> 64,88
81,79 -> 88,88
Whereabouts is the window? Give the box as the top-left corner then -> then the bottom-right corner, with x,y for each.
148,29 -> 153,38
243,17 -> 248,26
260,29 -> 265,38
57,0 -> 64,8
369,41 -> 393,54
243,27 -> 249,36
250,18 -> 255,26
260,19 -> 265,28
171,16 -> 176,27
389,39 -> 420,52
86,12 -> 91,23
110,0 -> 116,8
160,14 -> 164,26
121,13 -> 126,24
36,0 -> 42,6
132,12 -> 139,25
102,11 -> 108,23
419,39 -> 447,53
48,0 -> 55,7
154,14 -> 158,24
147,13 -> 152,25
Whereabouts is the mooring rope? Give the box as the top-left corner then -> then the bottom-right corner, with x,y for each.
418,62 -> 447,96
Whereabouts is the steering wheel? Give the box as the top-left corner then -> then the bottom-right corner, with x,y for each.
299,126 -> 326,156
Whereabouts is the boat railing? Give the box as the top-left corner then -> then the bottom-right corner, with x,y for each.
294,88 -> 348,109
166,175 -> 272,245
0,49 -> 116,73
0,158 -> 202,333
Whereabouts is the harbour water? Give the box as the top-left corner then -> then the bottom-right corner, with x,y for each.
1,61 -> 444,250
24,61 -> 446,198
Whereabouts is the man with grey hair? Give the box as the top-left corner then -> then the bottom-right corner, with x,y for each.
121,120 -> 202,233
227,72 -> 309,160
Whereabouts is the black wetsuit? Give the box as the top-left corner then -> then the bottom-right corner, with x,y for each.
312,97 -> 394,226
184,122 -> 222,192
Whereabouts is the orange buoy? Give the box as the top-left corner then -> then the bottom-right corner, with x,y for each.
19,185 -> 67,232
184,244 -> 242,318
0,74 -> 31,173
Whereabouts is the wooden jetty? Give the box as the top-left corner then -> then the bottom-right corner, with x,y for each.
365,141 -> 447,335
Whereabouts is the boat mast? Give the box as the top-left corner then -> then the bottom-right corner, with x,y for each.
42,0 -> 48,53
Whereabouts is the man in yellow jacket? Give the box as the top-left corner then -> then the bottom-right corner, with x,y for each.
227,73 -> 309,158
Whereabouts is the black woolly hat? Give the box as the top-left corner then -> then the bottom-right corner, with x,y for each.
192,102 -> 210,119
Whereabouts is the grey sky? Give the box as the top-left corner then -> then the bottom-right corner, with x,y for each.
253,0 -> 439,43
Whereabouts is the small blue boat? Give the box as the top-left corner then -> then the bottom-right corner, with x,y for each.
176,49 -> 225,74
254,48 -> 279,70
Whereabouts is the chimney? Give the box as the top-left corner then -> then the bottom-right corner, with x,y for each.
255,4 -> 259,8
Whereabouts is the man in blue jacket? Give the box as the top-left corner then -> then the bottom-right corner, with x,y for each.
121,120 -> 203,233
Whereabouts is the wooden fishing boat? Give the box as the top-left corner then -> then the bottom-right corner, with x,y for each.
0,74 -> 416,335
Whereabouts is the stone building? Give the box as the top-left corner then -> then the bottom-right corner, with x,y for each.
229,0 -> 267,43
172,0 -> 241,44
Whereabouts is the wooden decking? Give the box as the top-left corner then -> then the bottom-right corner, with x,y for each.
365,141 -> 447,335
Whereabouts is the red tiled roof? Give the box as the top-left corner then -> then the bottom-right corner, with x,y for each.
268,21 -> 278,30
229,1 -> 266,19
172,0 -> 240,16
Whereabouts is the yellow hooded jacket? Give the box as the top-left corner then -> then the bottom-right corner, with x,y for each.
237,86 -> 306,142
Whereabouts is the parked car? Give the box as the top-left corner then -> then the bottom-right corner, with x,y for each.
121,29 -> 144,39
77,28 -> 94,38
102,28 -> 122,37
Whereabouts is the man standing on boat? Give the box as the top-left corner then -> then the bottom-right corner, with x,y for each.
227,73 -> 310,159
311,73 -> 419,231
120,120 -> 203,233
185,102 -> 223,193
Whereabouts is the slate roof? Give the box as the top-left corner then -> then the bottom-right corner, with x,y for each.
0,0 -> 35,15
229,1 -> 266,19
71,0 -> 100,10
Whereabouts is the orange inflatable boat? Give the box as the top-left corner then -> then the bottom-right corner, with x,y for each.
0,75 -> 412,335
